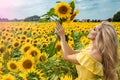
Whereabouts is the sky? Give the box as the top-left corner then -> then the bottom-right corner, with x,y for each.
0,0 -> 120,20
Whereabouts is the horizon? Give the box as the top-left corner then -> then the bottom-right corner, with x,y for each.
0,0 -> 120,20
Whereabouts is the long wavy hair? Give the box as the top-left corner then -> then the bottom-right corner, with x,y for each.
95,21 -> 118,80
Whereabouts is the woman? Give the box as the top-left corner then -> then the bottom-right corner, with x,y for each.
55,21 -> 118,80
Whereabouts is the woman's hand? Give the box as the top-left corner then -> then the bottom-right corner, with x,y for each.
55,23 -> 65,39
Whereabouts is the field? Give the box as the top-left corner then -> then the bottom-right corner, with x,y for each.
0,22 -> 120,80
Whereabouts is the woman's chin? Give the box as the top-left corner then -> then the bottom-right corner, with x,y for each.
87,36 -> 95,41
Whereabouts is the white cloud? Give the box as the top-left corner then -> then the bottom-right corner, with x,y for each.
0,0 -> 120,19
0,0 -> 24,8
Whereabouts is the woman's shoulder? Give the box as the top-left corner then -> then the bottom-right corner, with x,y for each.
87,48 -> 102,64
77,45 -> 102,63
76,49 -> 103,76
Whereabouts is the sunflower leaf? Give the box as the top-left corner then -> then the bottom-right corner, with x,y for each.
47,39 -> 57,58
69,0 -> 75,14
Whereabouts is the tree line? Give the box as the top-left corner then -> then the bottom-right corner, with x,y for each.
0,11 -> 120,22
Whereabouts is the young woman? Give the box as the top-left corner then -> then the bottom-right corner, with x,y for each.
55,21 -> 118,80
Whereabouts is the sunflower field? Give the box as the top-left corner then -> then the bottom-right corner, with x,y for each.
0,22 -> 120,80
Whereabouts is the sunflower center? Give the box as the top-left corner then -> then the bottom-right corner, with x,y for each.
6,78 -> 11,80
24,31 -> 27,35
23,60 -> 32,69
39,55 -> 46,62
2,36 -> 6,40
8,45 -> 11,49
0,47 -> 5,53
27,39 -> 30,42
34,40 -> 37,43
42,44 -> 47,48
56,45 -> 61,51
22,36 -> 26,40
49,38 -> 52,41
59,6 -> 68,14
31,50 -> 38,56
10,63 -> 17,69
24,46 -> 30,52
14,42 -> 19,47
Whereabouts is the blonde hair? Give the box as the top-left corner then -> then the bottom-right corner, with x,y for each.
95,21 -> 118,80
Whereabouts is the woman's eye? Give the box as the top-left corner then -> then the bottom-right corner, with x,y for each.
93,27 -> 96,31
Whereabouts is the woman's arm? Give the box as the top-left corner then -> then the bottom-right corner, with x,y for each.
55,23 -> 79,64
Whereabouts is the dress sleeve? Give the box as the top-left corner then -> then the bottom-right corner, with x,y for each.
76,52 -> 103,76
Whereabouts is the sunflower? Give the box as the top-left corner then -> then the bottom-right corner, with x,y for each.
41,43 -> 48,49
32,38 -> 39,45
2,73 -> 16,80
0,63 -> 2,76
31,30 -> 38,36
19,55 -> 34,72
19,72 -> 27,80
67,10 -> 79,22
54,2 -> 72,19
7,60 -> 18,72
55,41 -> 61,52
1,35 -> 7,41
9,33 -> 14,38
6,45 -> 12,53
0,39 -> 4,44
37,52 -> 48,64
80,36 -> 90,47
40,37 -> 47,43
48,36 -> 56,42
25,38 -> 32,43
26,69 -> 46,80
22,30 -> 28,35
20,43 -> 33,54
12,40 -> 21,48
0,63 -> 2,70
52,51 -> 62,59
20,35 -> 27,41
26,47 -> 41,57
60,74 -> 72,80
0,45 -> 6,53
68,36 -> 74,48
68,40 -> 74,50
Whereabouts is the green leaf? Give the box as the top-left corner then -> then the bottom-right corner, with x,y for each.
72,32 -> 84,49
47,8 -> 56,17
69,0 -> 75,14
47,37 -> 58,58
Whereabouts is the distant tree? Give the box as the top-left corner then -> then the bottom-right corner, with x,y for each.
97,20 -> 101,22
24,15 -> 40,21
113,11 -> 120,22
94,19 -> 97,22
107,18 -> 112,22
73,19 -> 79,22
87,19 -> 90,22
91,19 -> 95,22
0,18 -> 9,22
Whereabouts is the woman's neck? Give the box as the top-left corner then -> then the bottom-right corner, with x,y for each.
91,40 -> 96,50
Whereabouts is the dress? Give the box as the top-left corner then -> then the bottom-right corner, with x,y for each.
75,47 -> 103,80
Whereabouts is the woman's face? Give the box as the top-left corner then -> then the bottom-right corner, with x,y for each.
87,26 -> 99,40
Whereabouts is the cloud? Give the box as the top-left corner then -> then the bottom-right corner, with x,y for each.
0,0 -> 44,19
0,0 -> 120,19
14,0 -> 60,19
